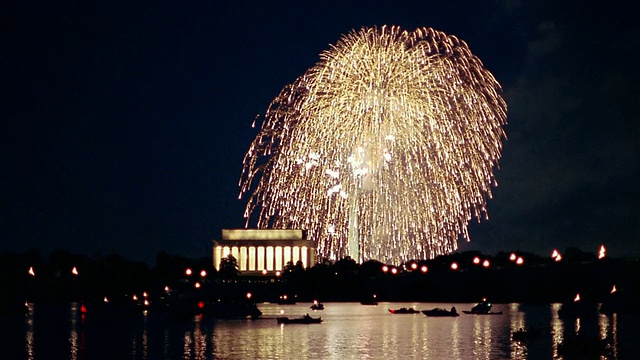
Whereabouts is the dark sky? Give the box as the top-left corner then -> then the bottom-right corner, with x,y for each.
2,0 -> 639,264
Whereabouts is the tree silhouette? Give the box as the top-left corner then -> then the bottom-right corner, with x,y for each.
335,256 -> 358,277
218,254 -> 239,279
284,261 -> 296,273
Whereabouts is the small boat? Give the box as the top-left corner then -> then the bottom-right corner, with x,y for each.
389,307 -> 419,314
277,315 -> 322,324
463,300 -> 502,315
360,294 -> 378,305
360,300 -> 378,305
422,307 -> 460,317
310,300 -> 324,310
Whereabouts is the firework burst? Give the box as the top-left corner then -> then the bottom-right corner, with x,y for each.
239,25 -> 507,264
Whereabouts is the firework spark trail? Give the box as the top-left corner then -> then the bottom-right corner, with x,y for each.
239,25 -> 507,264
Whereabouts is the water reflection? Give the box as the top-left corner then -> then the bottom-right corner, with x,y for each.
25,303 -> 35,360
598,312 -> 618,359
69,302 -> 79,360
182,330 -> 192,359
550,302 -> 622,360
131,311 -> 149,359
509,303 -> 527,359
9,302 -> 629,359
451,315 -> 460,359
472,314 -> 493,358
163,328 -> 170,359
609,314 -> 618,359
550,302 -> 563,358
192,318 -> 207,360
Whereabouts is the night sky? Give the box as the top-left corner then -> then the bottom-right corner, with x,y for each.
2,0 -> 639,264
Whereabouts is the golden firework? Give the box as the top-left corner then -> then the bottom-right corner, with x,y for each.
240,25 -> 507,264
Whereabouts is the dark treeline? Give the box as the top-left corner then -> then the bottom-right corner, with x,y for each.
0,250 -> 214,306
268,248 -> 639,305
1,247 -> 638,308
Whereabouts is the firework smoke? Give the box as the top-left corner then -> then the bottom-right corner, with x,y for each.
239,25 -> 507,264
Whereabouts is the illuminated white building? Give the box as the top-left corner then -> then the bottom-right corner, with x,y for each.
212,229 -> 316,274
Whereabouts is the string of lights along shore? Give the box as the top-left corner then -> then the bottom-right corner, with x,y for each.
239,25 -> 507,264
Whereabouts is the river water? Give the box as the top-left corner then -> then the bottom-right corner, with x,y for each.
2,302 -> 636,359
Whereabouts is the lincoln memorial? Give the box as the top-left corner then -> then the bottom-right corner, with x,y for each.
212,229 -> 317,274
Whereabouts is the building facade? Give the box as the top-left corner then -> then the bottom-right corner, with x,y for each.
212,229 -> 316,273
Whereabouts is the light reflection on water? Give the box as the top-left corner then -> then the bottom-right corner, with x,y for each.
509,303 -> 527,359
4,302 -> 635,359
69,302 -> 79,360
25,303 -> 35,360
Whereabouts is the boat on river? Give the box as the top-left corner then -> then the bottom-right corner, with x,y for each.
422,307 -> 459,317
360,300 -> 378,305
277,314 -> 322,324
360,294 -> 378,305
389,307 -> 419,314
310,300 -> 324,310
462,300 -> 502,315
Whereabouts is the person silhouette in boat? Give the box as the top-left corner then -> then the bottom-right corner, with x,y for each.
450,306 -> 457,315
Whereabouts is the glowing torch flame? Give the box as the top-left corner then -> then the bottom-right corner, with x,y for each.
28,267 -> 35,276
574,293 -> 580,302
598,245 -> 606,259
611,285 -> 617,294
